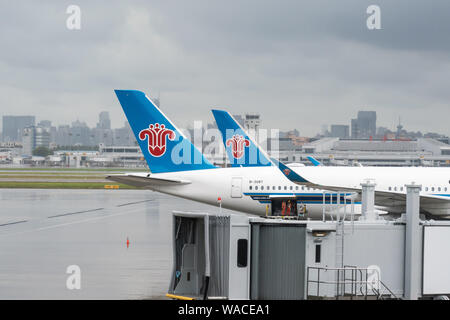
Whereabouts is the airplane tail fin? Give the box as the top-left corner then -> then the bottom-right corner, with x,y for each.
307,156 -> 322,166
114,90 -> 216,173
211,109 -> 272,167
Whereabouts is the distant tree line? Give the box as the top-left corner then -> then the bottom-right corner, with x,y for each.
32,146 -> 53,157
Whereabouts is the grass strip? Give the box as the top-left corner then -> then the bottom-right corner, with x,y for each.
0,175 -> 107,179
0,167 -> 147,172
0,181 -> 140,189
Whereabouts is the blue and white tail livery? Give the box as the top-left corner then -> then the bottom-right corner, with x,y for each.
307,156 -> 322,166
115,90 -> 216,173
212,109 -> 272,167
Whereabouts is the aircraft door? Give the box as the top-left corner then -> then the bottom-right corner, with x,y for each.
271,198 -> 297,216
231,177 -> 243,198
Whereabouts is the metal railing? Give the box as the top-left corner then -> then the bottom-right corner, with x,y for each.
321,191 -> 356,226
372,280 -> 400,300
306,266 -> 398,300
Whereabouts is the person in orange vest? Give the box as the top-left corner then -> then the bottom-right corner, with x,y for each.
281,201 -> 286,216
286,200 -> 291,216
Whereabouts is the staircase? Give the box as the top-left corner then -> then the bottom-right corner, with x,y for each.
306,266 -> 400,300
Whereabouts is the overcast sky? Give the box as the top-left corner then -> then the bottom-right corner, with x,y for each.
1,0 -> 449,136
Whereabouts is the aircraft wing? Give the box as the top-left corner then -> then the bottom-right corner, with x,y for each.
303,183 -> 449,204
106,174 -> 191,188
272,157 -> 450,215
309,184 -> 450,215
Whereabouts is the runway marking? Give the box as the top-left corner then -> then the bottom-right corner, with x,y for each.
47,208 -> 104,219
0,220 -> 28,227
0,203 -> 158,238
0,200 -> 160,237
116,200 -> 154,207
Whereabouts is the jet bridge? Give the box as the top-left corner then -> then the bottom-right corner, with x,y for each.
167,185 -> 450,300
168,211 -> 250,300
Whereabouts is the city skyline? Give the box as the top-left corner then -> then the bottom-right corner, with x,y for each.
0,102 -> 446,138
1,108 -> 448,147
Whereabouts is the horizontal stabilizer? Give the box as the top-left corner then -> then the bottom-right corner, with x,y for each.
106,174 -> 191,188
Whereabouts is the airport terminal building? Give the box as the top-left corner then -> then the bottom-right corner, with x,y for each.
274,137 -> 450,167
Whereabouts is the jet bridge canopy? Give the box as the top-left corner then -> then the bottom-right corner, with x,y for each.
168,211 -> 231,299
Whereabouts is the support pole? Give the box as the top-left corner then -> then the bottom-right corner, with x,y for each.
360,180 -> 377,221
404,183 -> 421,300
203,214 -> 211,300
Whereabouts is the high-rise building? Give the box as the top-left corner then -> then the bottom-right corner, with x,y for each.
38,120 -> 57,144
92,127 -> 114,146
113,122 -> 136,146
35,126 -> 50,149
97,111 -> 111,130
244,114 -> 261,131
351,118 -> 358,138
56,125 -> 71,146
330,125 -> 349,139
244,114 -> 261,141
22,125 -> 50,156
70,120 -> 92,146
351,111 -> 376,139
22,126 -> 35,156
2,116 -> 35,142
38,120 -> 52,128
93,112 -> 114,146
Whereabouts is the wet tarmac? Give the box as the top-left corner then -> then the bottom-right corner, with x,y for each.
0,189 -> 229,299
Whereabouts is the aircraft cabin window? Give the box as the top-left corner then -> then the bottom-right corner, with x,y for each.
388,187 -> 392,191
272,186 -> 276,190
290,186 -> 293,190
249,186 -> 252,190
255,186 -> 258,191
302,186 -> 305,190
432,187 -> 435,192
261,186 -> 264,190
278,186 -> 281,190
295,186 -> 299,190
438,187 -> 441,192
425,187 -> 429,192
284,186 -> 287,190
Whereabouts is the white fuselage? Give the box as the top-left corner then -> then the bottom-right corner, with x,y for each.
135,165 -> 450,217
140,166 -> 365,218
286,166 -> 450,216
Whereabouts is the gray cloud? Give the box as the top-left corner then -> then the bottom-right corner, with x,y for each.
0,0 -> 449,136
